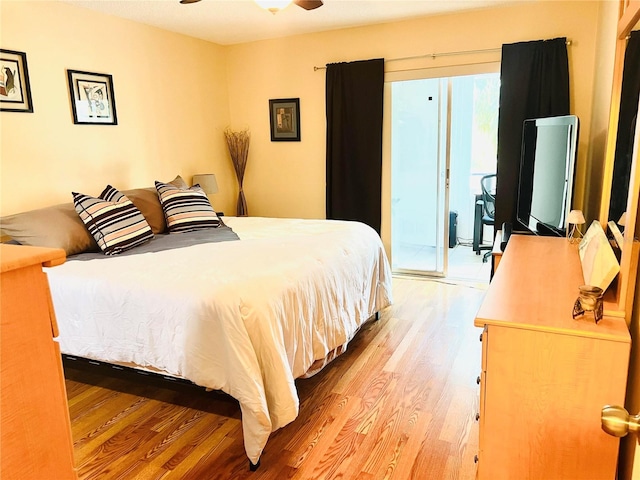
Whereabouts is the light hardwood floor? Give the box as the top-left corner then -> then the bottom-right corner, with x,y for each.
64,277 -> 487,479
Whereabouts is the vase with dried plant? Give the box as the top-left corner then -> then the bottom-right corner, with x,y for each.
224,127 -> 250,216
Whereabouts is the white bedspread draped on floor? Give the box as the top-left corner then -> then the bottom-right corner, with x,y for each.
47,217 -> 392,464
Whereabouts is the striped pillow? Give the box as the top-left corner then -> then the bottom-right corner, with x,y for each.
72,185 -> 154,255
155,181 -> 221,233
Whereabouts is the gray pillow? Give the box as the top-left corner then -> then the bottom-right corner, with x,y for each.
0,203 -> 99,255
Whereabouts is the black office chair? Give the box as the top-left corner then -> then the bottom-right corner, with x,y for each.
477,174 -> 496,262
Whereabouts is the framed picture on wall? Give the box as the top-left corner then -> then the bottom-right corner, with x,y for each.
67,69 -> 117,125
0,49 -> 34,113
269,98 -> 300,141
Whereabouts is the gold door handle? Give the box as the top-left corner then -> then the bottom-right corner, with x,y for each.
601,405 -> 640,442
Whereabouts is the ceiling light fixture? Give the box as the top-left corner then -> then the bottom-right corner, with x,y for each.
255,0 -> 293,14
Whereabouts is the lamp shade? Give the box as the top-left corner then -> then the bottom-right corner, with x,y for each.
192,174 -> 219,195
567,209 -> 585,225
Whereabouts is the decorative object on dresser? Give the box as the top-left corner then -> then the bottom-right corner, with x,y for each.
66,69 -> 117,125
0,49 -> 33,112
566,209 -> 585,243
1,245 -> 77,479
224,127 -> 250,216
268,98 -> 300,141
572,284 -> 604,323
578,220 -> 620,292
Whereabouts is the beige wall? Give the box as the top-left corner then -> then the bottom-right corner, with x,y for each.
225,1 -> 602,254
0,1 -> 235,217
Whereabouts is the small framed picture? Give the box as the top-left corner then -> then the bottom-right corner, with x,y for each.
67,69 -> 117,125
0,49 -> 34,113
269,98 -> 300,141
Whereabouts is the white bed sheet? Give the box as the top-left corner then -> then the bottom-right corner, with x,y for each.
47,217 -> 392,464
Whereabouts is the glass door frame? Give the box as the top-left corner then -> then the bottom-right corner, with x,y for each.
380,62 -> 501,277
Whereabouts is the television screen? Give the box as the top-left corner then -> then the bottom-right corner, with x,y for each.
516,115 -> 579,236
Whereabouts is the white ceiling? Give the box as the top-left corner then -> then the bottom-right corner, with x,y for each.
61,0 -> 530,45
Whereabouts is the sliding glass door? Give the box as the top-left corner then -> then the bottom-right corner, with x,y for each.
391,78 -> 449,276
390,71 -> 499,278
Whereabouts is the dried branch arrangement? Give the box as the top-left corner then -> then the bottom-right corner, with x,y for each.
224,128 -> 250,216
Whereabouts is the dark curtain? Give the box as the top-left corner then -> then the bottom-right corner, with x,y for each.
495,38 -> 570,230
609,30 -> 640,222
326,58 -> 384,233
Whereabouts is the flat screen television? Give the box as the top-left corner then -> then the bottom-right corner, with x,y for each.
516,115 -> 579,236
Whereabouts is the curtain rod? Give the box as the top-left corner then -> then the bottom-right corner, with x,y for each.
313,40 -> 572,71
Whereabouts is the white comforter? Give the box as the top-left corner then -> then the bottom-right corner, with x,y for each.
47,217 -> 392,464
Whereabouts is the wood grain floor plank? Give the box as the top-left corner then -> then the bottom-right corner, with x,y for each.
287,395 -> 362,471
159,416 -> 231,472
315,372 -> 400,478
115,460 -> 170,480
383,308 -> 434,373
71,391 -> 150,441
282,392 -> 342,452
76,414 -> 162,479
67,382 -> 125,412
117,409 -> 209,478
73,396 -> 155,455
374,409 -> 434,480
330,319 -> 400,395
346,403 -> 407,477
167,429 -> 237,480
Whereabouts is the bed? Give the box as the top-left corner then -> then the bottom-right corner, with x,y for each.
27,208 -> 391,467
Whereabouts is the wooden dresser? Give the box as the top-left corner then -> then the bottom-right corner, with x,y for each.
0,244 -> 77,480
474,234 -> 630,480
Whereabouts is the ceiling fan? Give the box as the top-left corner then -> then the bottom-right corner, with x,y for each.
179,0 -> 324,13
